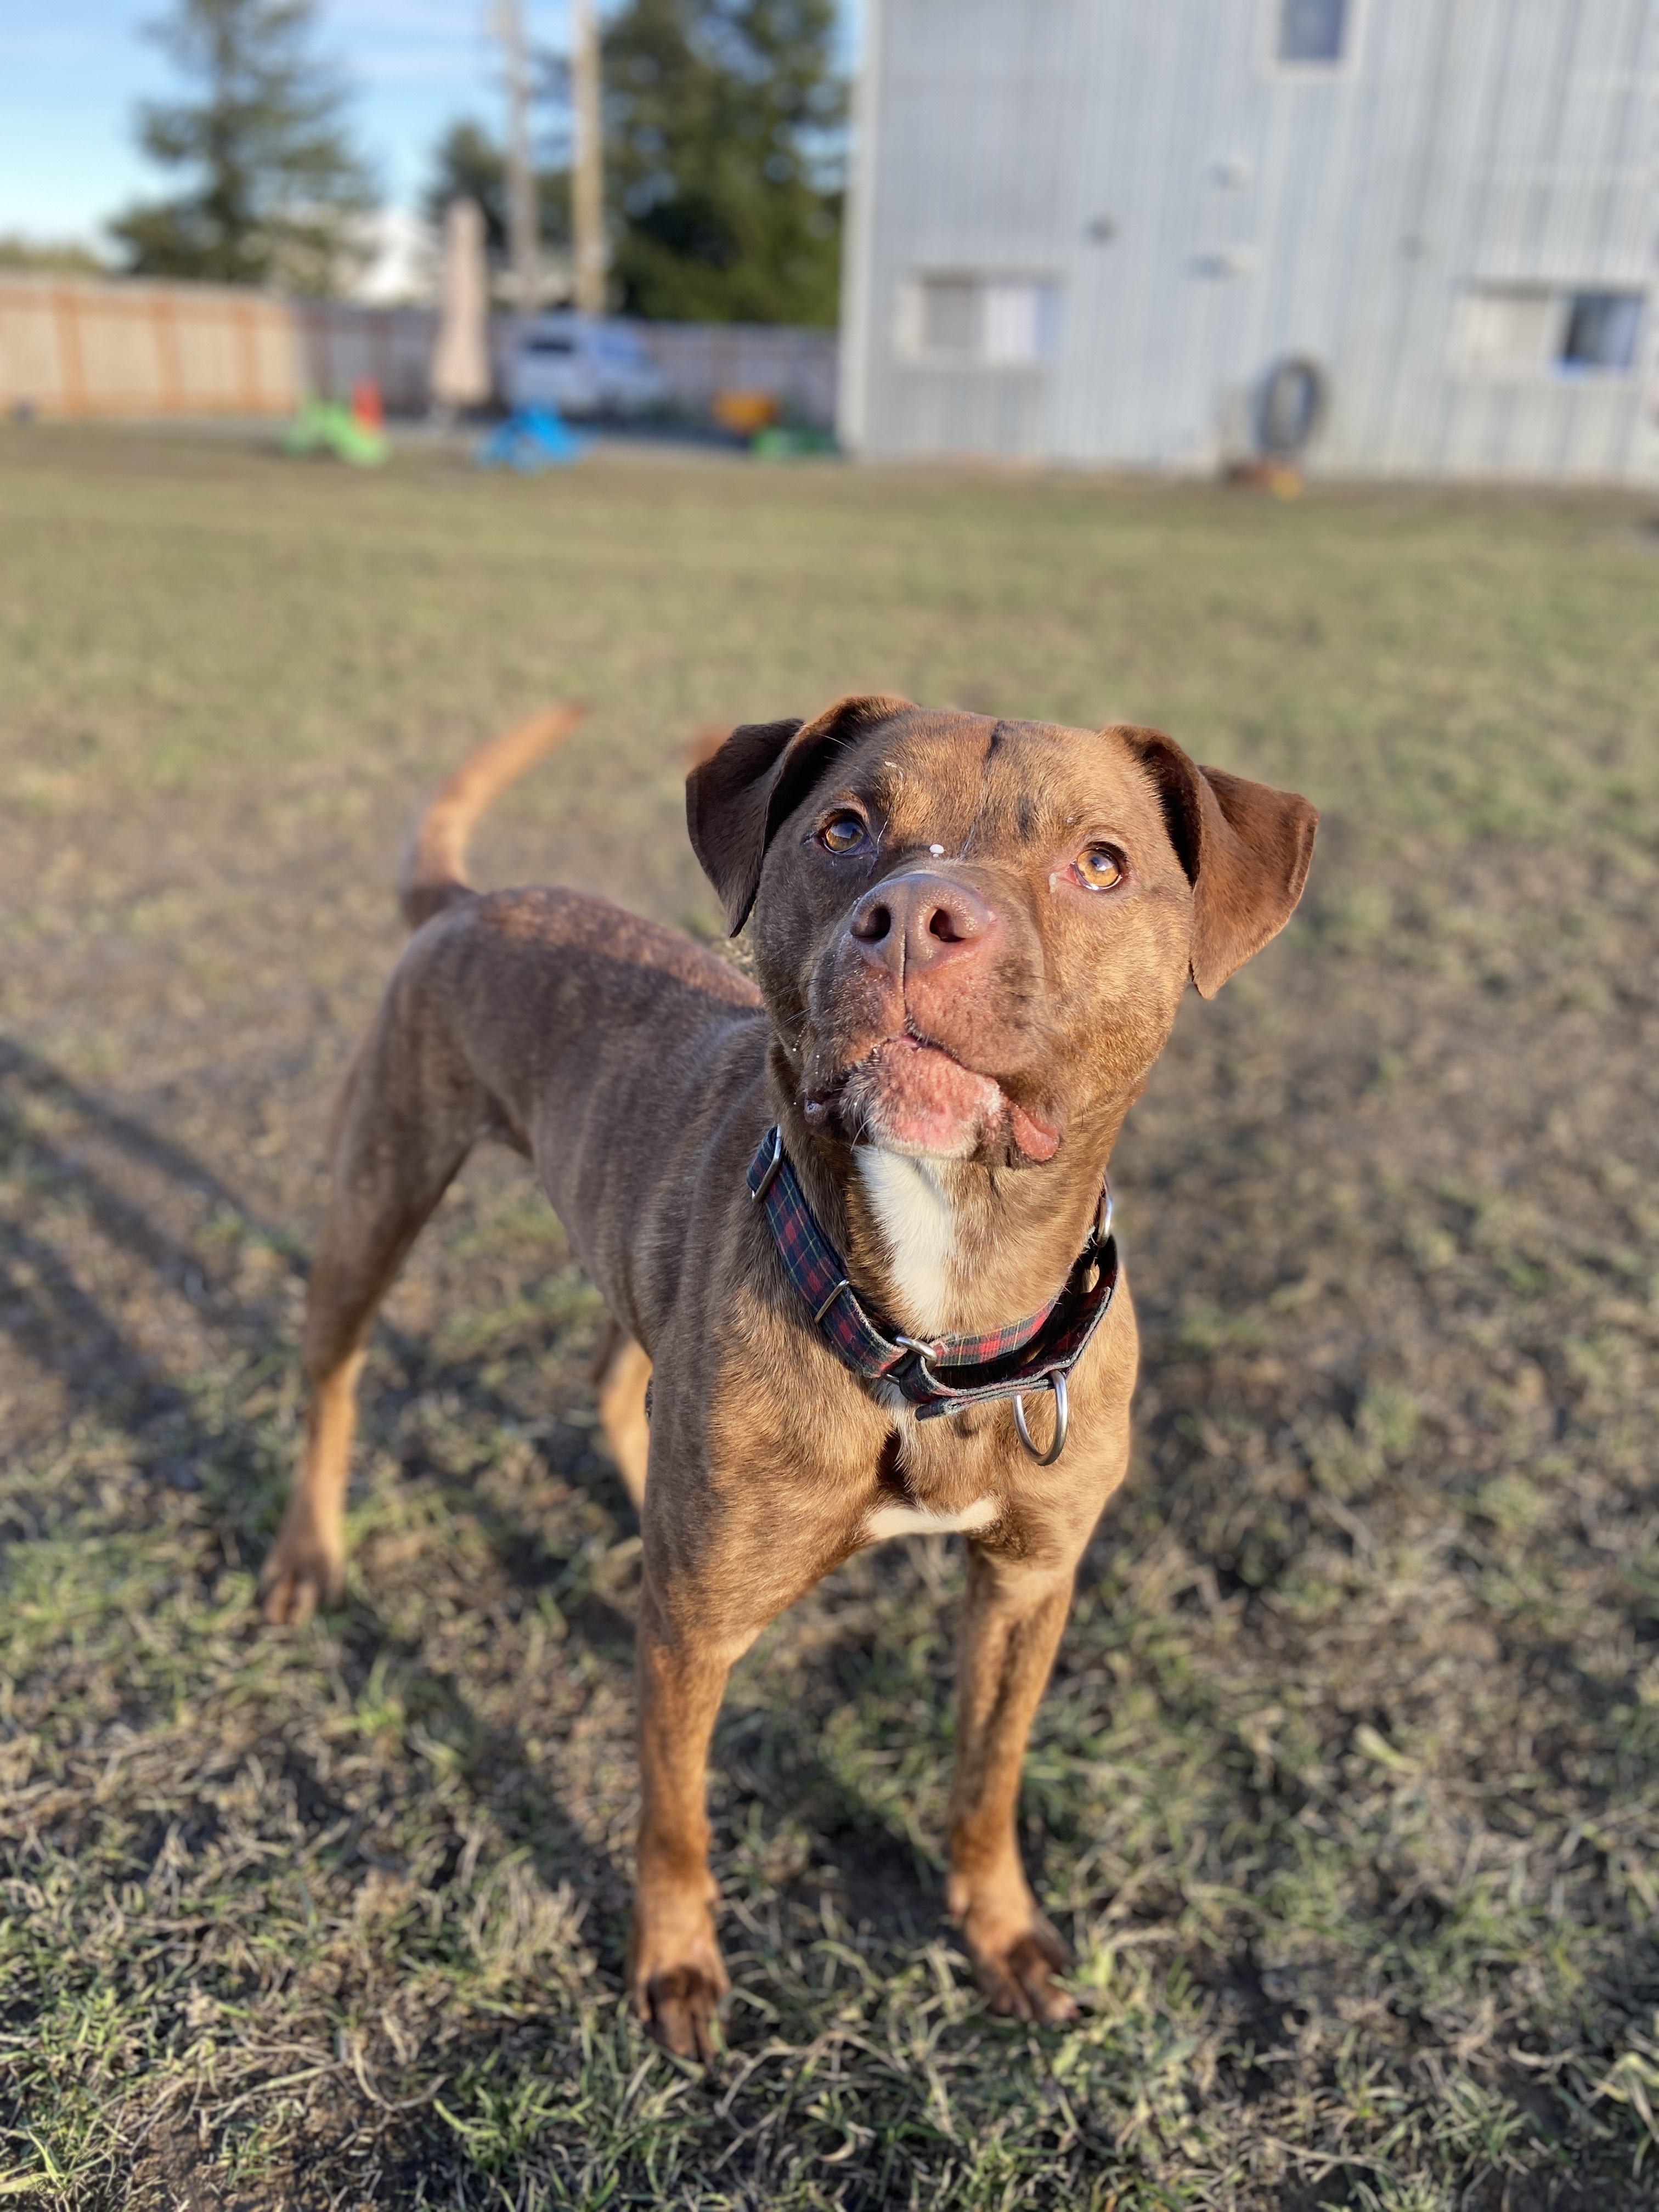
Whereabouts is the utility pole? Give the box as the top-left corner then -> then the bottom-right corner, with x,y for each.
571,0 -> 606,315
497,0 -> 538,315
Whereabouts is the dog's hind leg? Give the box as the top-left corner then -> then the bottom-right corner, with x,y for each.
261,991 -> 492,1625
594,1324 -> 652,1512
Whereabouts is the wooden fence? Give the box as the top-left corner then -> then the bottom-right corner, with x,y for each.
0,274 -> 839,427
0,277 -> 302,417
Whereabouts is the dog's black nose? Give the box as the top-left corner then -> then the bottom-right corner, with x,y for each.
847,870 -> 999,977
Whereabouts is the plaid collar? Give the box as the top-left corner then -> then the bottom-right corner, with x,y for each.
746,1124 -> 1118,1435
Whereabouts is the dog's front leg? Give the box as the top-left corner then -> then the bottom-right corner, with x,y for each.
628,1575 -> 747,2061
945,1545 -> 1079,2023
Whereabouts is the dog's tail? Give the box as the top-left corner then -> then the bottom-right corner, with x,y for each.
399,704 -> 585,928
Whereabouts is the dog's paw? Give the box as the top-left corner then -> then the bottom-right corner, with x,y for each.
637,1961 -> 727,2063
958,1903 -> 1077,2025
629,1895 -> 729,2064
258,1530 -> 344,1626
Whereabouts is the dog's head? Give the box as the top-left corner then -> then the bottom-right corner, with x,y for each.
688,697 -> 1317,1168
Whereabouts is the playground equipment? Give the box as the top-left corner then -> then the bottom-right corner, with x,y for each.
475,406 -> 589,471
752,424 -> 837,459
711,388 -> 778,437
281,382 -> 388,467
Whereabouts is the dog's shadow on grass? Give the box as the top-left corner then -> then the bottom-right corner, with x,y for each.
0,1030 -> 636,1857
0,1034 -> 587,1520
328,1583 -> 638,1945
0,1035 -> 242,1452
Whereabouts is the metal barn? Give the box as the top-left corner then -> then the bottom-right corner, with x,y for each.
837,0 -> 1659,480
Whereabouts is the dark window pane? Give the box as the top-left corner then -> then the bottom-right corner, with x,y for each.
1559,293 -> 1643,372
1279,0 -> 1347,63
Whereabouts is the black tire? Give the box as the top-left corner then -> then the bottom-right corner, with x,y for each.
1258,356 -> 1327,457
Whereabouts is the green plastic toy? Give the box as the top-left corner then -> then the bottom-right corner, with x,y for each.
751,424 -> 837,459
281,399 -> 388,469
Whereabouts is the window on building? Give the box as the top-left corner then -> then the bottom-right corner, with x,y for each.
920,278 -> 978,358
1456,286 -> 1646,378
905,276 -> 1060,366
1457,289 -> 1555,375
1559,292 -> 1643,374
981,282 -> 1058,364
1278,0 -> 1348,63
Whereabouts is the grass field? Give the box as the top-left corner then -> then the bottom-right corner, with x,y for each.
2,425 -> 1659,2210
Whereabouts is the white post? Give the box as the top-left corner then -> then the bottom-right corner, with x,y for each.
499,0 -> 539,317
837,0 -> 882,454
571,0 -> 607,315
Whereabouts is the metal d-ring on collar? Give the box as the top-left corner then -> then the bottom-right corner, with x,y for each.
1013,1372 -> 1069,1466
746,1124 -> 1118,1465
1009,1184 -> 1111,1460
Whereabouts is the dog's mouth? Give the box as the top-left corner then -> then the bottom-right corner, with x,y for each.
804,1035 -> 1060,1164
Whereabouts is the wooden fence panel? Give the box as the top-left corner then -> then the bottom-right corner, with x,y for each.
1,274 -> 839,428
0,278 -> 303,417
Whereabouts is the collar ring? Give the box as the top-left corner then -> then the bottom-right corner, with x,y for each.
1013,1373 -> 1069,1465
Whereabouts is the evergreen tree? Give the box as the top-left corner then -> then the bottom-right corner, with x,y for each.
422,119 -> 571,274
604,0 -> 844,324
111,0 -> 375,295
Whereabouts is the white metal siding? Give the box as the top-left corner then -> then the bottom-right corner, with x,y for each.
839,0 -> 1659,481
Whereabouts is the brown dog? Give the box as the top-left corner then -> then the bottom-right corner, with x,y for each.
259,696 -> 1316,2058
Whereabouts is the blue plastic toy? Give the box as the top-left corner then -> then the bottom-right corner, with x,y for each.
476,406 -> 589,471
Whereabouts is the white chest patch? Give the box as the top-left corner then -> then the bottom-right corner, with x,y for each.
856,1150 -> 956,1336
864,1494 -> 999,1543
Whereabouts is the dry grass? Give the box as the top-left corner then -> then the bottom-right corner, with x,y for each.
2,425 -> 1658,2208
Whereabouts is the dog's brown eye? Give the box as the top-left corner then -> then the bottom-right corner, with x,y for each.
1074,844 -> 1123,891
819,813 -> 867,854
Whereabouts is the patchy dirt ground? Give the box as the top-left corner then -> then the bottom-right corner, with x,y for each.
3,427 -> 1659,2209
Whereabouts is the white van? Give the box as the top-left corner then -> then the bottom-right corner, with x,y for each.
502,317 -> 672,419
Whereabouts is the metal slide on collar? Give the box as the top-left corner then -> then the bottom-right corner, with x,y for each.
751,1124 -> 786,1204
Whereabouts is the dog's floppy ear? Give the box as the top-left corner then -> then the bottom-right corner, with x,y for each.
1114,725 -> 1318,998
687,693 -> 915,933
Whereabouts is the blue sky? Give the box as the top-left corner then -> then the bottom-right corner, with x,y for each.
0,0 -> 860,248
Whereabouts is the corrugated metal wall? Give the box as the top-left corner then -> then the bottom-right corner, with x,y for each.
841,0 -> 1659,480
